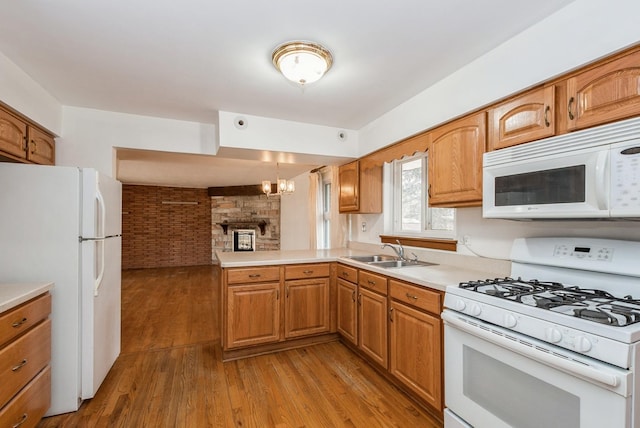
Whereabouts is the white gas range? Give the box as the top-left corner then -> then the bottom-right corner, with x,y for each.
443,237 -> 640,428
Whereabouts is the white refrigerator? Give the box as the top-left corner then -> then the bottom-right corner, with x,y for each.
0,163 -> 121,416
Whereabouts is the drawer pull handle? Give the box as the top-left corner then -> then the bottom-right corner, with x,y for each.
13,414 -> 27,428
12,317 -> 27,328
544,105 -> 551,127
303,270 -> 314,274
568,96 -> 575,120
367,280 -> 376,286
248,274 -> 261,278
342,272 -> 349,277
406,293 -> 418,300
12,359 -> 28,372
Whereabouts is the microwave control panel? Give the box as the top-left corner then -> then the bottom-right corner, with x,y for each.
610,140 -> 640,216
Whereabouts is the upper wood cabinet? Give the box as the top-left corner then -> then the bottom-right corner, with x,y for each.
428,111 -> 486,207
0,105 -> 55,165
566,48 -> 640,132
0,109 -> 27,161
27,127 -> 55,165
487,86 -> 555,151
338,160 -> 382,213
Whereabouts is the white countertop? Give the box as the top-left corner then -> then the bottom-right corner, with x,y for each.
0,282 -> 53,313
216,249 -> 502,292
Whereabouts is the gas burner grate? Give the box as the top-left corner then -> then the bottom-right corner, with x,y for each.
458,277 -> 640,327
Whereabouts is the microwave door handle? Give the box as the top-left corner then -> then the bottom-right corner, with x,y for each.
595,150 -> 609,210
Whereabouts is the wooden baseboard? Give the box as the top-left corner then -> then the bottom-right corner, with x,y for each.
222,333 -> 339,362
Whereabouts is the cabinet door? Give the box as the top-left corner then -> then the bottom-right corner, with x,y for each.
428,112 -> 486,207
284,278 -> 330,339
226,283 -> 280,349
339,160 -> 359,212
389,301 -> 442,411
567,49 -> 640,131
0,109 -> 27,160
358,287 -> 388,368
488,86 -> 555,150
27,127 -> 55,165
337,279 -> 357,345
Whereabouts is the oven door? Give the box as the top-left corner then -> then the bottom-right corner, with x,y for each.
443,310 -> 632,428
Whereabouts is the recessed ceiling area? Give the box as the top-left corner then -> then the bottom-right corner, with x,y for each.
0,0 -> 577,187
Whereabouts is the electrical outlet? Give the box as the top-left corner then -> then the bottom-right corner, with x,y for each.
463,235 -> 471,246
361,222 -> 367,232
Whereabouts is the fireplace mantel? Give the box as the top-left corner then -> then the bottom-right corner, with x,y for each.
217,219 -> 268,235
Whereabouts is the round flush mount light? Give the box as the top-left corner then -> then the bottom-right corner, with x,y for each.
272,41 -> 333,86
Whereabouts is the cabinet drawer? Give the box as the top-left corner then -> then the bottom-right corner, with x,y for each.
227,266 -> 280,284
0,320 -> 51,409
0,294 -> 51,347
337,264 -> 358,284
0,364 -> 51,428
389,280 -> 441,315
285,263 -> 330,280
359,270 -> 388,295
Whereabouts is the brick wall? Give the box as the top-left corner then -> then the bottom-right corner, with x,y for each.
211,195 -> 280,253
122,185 -> 212,269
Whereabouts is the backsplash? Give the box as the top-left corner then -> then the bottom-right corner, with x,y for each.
211,195 -> 280,253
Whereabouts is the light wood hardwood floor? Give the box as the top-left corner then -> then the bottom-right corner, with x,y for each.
37,265 -> 442,428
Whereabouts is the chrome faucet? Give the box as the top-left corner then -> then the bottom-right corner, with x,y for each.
381,240 -> 406,260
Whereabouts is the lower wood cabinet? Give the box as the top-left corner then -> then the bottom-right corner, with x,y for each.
226,282 -> 281,349
389,300 -> 442,411
0,292 -> 52,427
358,287 -> 388,369
284,278 -> 330,338
337,278 -> 357,345
222,262 -> 335,358
389,279 -> 443,412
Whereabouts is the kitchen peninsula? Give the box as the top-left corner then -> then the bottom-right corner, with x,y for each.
217,247 -> 508,420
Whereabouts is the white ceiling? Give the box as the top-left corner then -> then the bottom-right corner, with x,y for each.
0,0 -> 575,188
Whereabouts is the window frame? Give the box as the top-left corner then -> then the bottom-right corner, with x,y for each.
391,152 -> 456,239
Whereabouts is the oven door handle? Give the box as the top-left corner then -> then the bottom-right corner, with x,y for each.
443,311 -> 621,388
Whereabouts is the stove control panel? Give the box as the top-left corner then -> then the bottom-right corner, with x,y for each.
553,244 -> 614,261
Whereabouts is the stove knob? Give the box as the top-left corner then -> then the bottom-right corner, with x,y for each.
455,300 -> 467,311
503,313 -> 517,328
469,303 -> 482,316
576,336 -> 592,353
545,327 -> 562,343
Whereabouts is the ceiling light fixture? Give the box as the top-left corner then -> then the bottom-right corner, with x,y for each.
262,163 -> 295,197
272,41 -> 333,86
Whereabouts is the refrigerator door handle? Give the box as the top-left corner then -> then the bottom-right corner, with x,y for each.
94,189 -> 107,296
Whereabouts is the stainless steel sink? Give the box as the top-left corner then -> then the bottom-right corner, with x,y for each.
368,260 -> 438,268
346,254 -> 398,263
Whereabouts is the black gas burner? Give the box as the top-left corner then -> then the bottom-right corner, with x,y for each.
459,277 -> 640,327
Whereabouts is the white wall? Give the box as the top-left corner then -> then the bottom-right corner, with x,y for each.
57,106 -> 217,177
0,51 -> 62,135
280,173 -> 311,250
218,111 -> 358,159
359,0 -> 640,154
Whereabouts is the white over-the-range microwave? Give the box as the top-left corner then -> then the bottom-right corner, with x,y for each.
483,116 -> 640,220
